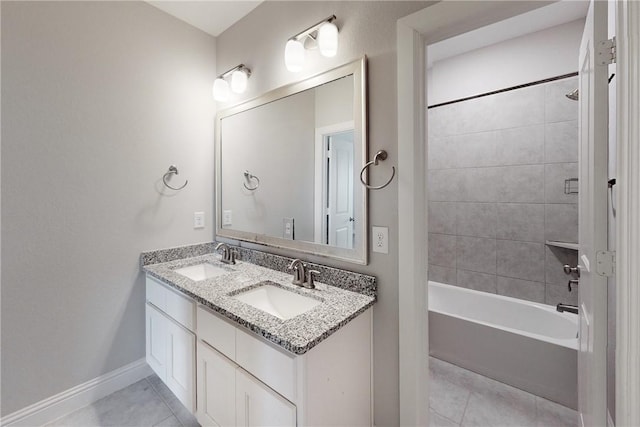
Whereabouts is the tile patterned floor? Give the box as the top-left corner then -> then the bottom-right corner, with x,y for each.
47,374 -> 199,427
429,357 -> 579,427
48,359 -> 578,426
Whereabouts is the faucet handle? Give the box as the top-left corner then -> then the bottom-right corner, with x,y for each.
228,249 -> 237,265
306,270 -> 320,289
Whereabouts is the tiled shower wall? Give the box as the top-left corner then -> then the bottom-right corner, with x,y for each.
427,76 -> 579,305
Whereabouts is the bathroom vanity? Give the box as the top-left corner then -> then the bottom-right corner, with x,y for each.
142,249 -> 375,427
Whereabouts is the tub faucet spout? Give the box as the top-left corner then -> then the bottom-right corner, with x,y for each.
556,303 -> 578,314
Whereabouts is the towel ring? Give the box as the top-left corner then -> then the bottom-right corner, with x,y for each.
162,165 -> 188,191
243,170 -> 260,191
359,150 -> 395,190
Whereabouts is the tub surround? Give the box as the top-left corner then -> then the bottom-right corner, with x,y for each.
142,246 -> 376,355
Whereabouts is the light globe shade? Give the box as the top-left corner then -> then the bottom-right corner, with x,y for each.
231,69 -> 248,94
213,78 -> 229,102
284,39 -> 305,72
318,22 -> 338,57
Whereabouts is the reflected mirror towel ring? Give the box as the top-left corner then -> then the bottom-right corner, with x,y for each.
360,150 -> 395,190
243,170 -> 260,191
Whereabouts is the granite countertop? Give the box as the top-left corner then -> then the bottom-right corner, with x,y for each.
143,254 -> 376,355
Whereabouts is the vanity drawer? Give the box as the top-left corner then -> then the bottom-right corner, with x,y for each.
235,328 -> 297,403
146,276 -> 195,331
197,305 -> 236,360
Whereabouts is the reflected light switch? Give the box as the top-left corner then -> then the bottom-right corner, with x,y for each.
283,217 -> 294,240
222,210 -> 232,226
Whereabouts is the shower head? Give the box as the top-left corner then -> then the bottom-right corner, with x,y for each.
566,88 -> 579,101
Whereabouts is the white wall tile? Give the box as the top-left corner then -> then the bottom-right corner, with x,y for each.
456,202 -> 497,238
457,269 -> 497,293
457,236 -> 497,274
496,203 -> 545,243
455,131 -> 497,168
460,168 -> 498,202
496,165 -> 545,203
428,136 -> 457,170
429,202 -> 457,235
545,204 -> 579,243
545,120 -> 578,163
428,169 -> 462,202
495,124 -> 544,166
429,233 -> 457,268
497,240 -> 545,282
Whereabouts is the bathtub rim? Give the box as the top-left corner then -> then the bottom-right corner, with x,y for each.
428,281 -> 579,350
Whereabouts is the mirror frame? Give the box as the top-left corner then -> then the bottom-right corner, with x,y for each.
215,57 -> 368,265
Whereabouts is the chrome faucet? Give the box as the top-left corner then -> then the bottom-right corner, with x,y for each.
556,303 -> 579,315
215,243 -> 236,265
288,259 -> 307,286
288,259 -> 318,289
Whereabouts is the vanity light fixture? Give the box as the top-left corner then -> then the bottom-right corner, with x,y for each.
212,64 -> 252,102
284,15 -> 338,72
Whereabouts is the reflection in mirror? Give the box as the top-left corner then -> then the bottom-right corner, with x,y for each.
216,58 -> 367,264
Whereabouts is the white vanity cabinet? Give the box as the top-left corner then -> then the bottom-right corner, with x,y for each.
145,277 -> 196,412
145,273 -> 372,427
196,304 -> 372,427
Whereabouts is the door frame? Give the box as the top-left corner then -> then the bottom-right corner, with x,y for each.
396,2 -> 640,426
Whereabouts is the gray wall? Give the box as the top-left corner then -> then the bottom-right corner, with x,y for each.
1,1 -> 216,415
215,2 -> 428,425
427,77 -> 579,305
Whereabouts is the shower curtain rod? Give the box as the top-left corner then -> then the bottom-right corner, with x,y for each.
427,71 -> 579,109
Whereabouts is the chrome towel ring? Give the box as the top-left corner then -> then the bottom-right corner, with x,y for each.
162,165 -> 188,191
243,170 -> 260,191
359,150 -> 395,190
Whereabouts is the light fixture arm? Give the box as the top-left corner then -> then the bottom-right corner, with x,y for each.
290,15 -> 336,42
217,64 -> 252,80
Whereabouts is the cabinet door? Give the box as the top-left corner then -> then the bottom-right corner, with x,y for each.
165,319 -> 196,413
146,303 -> 167,381
235,368 -> 296,427
197,341 -> 237,427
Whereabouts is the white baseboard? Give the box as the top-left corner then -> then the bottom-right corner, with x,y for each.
1,358 -> 152,427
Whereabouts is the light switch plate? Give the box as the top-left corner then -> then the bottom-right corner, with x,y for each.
372,226 -> 388,254
222,210 -> 232,226
194,212 -> 205,229
283,217 -> 294,240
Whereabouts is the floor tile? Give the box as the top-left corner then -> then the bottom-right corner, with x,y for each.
429,369 -> 471,423
147,375 -> 200,427
461,391 -> 536,427
154,415 -> 182,427
430,357 -> 578,427
48,379 -> 172,426
430,409 -> 461,427
536,397 -> 580,427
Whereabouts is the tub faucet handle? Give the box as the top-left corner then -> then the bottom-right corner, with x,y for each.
568,279 -> 579,292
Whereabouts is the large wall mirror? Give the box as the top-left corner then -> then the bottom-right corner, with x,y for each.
216,58 -> 368,264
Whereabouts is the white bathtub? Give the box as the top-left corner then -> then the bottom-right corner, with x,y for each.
428,281 -> 578,409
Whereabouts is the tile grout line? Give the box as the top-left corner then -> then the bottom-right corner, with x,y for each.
459,391 -> 473,426
145,377 -> 186,427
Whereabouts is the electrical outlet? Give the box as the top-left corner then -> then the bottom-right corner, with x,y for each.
194,211 -> 205,229
372,226 -> 388,254
283,217 -> 294,240
222,210 -> 232,226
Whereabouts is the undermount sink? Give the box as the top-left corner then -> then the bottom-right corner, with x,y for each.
232,283 -> 322,320
173,263 -> 227,281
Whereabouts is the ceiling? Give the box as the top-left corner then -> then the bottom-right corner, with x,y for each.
428,0 -> 589,65
147,1 -> 263,37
